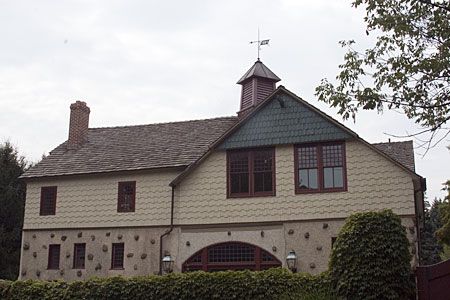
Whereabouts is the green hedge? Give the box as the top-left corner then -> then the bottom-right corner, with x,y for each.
0,268 -> 332,300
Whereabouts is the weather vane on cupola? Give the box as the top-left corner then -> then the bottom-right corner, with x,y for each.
249,28 -> 270,61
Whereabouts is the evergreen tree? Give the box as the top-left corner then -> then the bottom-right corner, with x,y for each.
420,200 -> 443,265
0,142 -> 28,280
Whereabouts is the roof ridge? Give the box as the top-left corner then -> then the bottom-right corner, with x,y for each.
89,116 -> 238,130
372,140 -> 413,145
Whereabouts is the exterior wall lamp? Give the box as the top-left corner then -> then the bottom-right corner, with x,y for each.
286,250 -> 297,273
162,254 -> 174,274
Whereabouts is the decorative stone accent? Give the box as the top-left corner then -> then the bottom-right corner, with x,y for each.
23,242 -> 30,250
60,269 -> 64,276
61,235 -> 67,241
21,270 -> 26,276
95,263 -> 102,271
164,250 -> 170,256
134,264 -> 138,270
106,232 -> 111,237
50,233 -> 55,238
91,235 -> 95,241
42,245 -> 47,249
409,226 -> 415,234
186,241 -> 191,246
66,252 -> 71,258
272,246 -> 277,252
322,223 -> 329,229
150,239 -> 155,244
134,235 -> 139,241
288,229 -> 294,235
32,252 -> 37,258
36,270 -> 41,277
141,253 -> 147,259
127,253 -> 134,258
310,263 -> 316,269
102,245 -> 108,252
32,234 -> 36,239
77,232 -> 82,238
227,231 -> 231,236
118,234 -> 123,240
77,270 -> 82,277
87,254 -> 94,260
304,232 -> 310,239
260,231 -> 265,237
316,246 -> 323,251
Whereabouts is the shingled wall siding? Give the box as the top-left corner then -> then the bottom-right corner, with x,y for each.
23,169 -> 178,230
175,140 -> 415,224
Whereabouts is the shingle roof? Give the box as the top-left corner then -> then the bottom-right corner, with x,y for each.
372,141 -> 415,172
21,117 -> 238,178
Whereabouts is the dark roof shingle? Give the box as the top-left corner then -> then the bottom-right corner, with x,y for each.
22,116 -> 238,178
372,141 -> 415,172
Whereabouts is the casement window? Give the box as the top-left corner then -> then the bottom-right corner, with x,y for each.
111,243 -> 125,269
73,243 -> 86,269
295,142 -> 346,193
227,148 -> 275,197
40,186 -> 57,215
117,181 -> 136,213
47,244 -> 61,269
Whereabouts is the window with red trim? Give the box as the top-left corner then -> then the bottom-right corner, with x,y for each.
117,181 -> 136,212
228,148 -> 275,197
73,243 -> 86,269
295,142 -> 346,193
47,244 -> 60,269
111,243 -> 124,269
40,186 -> 57,215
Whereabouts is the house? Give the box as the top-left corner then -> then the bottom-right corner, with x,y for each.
19,60 -> 425,281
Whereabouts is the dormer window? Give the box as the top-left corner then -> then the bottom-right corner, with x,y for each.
117,181 -> 136,213
227,148 -> 275,197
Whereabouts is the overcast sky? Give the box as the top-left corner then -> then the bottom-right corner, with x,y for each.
0,0 -> 448,200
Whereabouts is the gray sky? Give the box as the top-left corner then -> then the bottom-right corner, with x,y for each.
1,0 -> 448,200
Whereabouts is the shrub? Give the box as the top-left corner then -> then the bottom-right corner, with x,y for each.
329,210 -> 413,299
0,268 -> 331,300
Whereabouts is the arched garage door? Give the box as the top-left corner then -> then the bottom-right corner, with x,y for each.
182,242 -> 282,272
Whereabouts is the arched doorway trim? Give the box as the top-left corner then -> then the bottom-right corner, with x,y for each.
182,241 -> 282,272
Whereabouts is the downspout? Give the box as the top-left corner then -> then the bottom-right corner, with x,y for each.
159,184 -> 175,275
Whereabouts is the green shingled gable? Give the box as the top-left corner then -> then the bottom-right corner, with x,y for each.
218,92 -> 353,149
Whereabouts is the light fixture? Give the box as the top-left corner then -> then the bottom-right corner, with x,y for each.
286,250 -> 297,273
162,254 -> 174,273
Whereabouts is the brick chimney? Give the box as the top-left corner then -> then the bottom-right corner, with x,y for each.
67,101 -> 90,150
237,60 -> 280,118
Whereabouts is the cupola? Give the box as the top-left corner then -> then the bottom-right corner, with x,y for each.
237,59 -> 280,117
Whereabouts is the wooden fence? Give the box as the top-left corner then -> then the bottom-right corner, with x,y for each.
416,259 -> 450,300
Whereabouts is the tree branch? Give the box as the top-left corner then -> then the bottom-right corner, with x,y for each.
418,0 -> 450,12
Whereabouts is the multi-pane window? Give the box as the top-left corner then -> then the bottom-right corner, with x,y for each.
47,244 -> 60,269
295,142 -> 346,193
111,243 -> 124,269
73,243 -> 86,269
228,148 -> 275,197
117,181 -> 136,212
40,186 -> 57,215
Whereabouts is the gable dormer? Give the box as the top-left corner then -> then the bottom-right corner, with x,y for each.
237,59 -> 280,118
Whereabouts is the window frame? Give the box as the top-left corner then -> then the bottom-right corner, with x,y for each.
47,244 -> 61,270
111,243 -> 125,270
294,141 -> 347,194
40,186 -> 57,216
227,148 -> 276,198
73,243 -> 86,269
117,181 -> 136,213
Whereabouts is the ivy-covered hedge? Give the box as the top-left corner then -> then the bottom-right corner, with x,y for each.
0,268 -> 332,300
329,210 -> 414,300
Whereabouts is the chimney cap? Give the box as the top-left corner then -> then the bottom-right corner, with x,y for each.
237,60 -> 281,84
70,100 -> 90,112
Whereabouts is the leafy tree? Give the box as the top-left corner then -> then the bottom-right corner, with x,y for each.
316,0 -> 450,149
436,180 -> 450,245
329,210 -> 413,299
420,200 -> 443,264
0,142 -> 28,280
